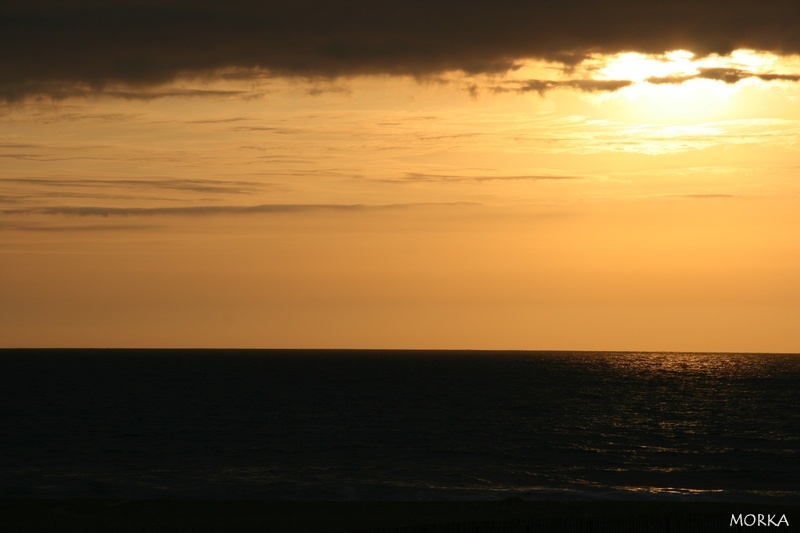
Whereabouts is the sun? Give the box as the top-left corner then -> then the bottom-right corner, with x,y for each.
587,49 -> 786,122
597,50 -> 698,82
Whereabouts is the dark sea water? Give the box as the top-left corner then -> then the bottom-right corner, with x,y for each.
1,349 -> 798,503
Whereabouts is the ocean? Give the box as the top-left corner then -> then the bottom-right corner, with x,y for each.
1,349 -> 798,503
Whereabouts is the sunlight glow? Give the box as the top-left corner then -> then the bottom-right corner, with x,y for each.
594,49 -> 782,83
3,42 -> 800,351
609,78 -> 740,121
597,50 -> 698,82
584,50 -> 794,123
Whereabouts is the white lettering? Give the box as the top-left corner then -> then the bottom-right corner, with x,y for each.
730,513 -> 789,527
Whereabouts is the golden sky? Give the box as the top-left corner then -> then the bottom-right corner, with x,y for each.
2,2 -> 800,351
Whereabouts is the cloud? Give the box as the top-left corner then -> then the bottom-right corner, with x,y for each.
647,68 -> 800,85
0,202 -> 475,217
0,177 -> 276,210
757,73 -> 800,82
3,0 -> 799,101
397,172 -> 583,183
4,222 -> 159,232
673,193 -> 736,199
0,81 -> 248,102
185,117 -> 248,124
3,177 -> 263,195
231,126 -> 301,134
495,78 -> 634,95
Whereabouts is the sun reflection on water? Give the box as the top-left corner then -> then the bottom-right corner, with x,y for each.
598,351 -> 776,379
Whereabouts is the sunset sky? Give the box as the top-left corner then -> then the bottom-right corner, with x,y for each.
2,0 -> 799,351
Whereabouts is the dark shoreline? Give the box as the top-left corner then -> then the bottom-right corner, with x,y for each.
3,500 -> 799,532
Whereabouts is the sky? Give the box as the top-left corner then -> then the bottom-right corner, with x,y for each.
2,0 -> 799,351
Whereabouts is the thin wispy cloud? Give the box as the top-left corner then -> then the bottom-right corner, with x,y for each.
486,116 -> 800,156
1,82 -> 250,102
3,177 -> 264,195
185,117 -> 249,124
231,126 -> 302,134
396,173 -> 584,183
493,79 -> 634,96
6,222 -> 160,232
646,68 -> 800,85
0,202 -> 477,218
673,193 -> 737,199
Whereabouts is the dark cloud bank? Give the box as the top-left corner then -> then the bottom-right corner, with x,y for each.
2,0 -> 799,101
